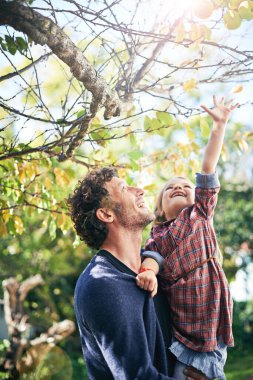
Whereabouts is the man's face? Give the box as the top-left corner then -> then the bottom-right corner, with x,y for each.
104,177 -> 154,229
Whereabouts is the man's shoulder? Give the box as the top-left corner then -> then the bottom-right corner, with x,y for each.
74,255 -> 149,327
75,256 -> 118,291
75,255 -> 141,302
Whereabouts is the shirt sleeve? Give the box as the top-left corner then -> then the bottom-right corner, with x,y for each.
194,172 -> 220,220
144,233 -> 159,252
141,249 -> 164,272
83,279 -> 173,380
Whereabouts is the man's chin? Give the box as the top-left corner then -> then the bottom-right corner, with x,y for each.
141,212 -> 155,227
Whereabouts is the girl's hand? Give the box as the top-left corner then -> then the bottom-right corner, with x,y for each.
136,270 -> 158,298
200,95 -> 239,125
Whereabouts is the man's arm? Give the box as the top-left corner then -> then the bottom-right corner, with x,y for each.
200,95 -> 239,174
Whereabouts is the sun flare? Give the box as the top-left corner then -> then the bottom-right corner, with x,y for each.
166,0 -> 215,19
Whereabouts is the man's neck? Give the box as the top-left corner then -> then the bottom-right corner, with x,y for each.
100,229 -> 142,273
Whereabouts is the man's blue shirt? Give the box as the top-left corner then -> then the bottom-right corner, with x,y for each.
74,250 -> 174,380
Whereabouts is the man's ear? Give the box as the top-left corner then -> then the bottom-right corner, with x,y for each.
96,208 -> 114,223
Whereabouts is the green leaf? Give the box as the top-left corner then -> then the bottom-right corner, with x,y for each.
144,116 -> 152,131
150,118 -> 161,130
5,35 -> 17,55
76,109 -> 86,118
129,132 -> 137,146
156,112 -> 174,126
7,43 -> 17,55
130,159 -> 139,171
200,118 -> 210,138
128,150 -> 142,160
49,220 -> 56,240
16,37 -> 28,52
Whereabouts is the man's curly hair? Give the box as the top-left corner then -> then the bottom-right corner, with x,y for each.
67,167 -> 117,249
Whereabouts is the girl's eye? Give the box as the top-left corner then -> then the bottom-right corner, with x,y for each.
184,185 -> 191,188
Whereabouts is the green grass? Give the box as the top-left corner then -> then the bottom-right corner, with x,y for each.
225,347 -> 253,380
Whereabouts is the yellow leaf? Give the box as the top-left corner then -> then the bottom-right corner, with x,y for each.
183,79 -> 197,92
57,213 -> 67,228
199,25 -> 212,40
184,124 -> 195,140
126,106 -> 136,117
143,184 -> 157,192
44,177 -> 52,190
0,218 -> 8,237
221,144 -> 228,161
14,215 -> 24,235
93,149 -> 108,162
54,168 -> 70,186
175,24 -> 185,43
175,161 -> 185,176
190,24 -> 202,41
17,163 -> 26,184
1,209 -> 10,223
25,164 -> 36,181
189,159 -> 199,174
92,116 -> 101,124
238,139 -> 249,152
231,84 -> 243,93
34,182 -> 40,194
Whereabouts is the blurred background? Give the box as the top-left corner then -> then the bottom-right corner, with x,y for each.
0,0 -> 253,379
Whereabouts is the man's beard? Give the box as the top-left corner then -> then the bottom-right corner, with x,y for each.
113,203 -> 154,230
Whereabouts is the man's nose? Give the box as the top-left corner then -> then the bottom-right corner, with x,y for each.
174,184 -> 183,189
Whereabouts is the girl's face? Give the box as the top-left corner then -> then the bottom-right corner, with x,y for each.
161,177 -> 195,221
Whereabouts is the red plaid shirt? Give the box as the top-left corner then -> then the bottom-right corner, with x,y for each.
145,173 -> 234,352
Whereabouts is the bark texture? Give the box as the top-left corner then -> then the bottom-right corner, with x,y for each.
1,275 -> 75,379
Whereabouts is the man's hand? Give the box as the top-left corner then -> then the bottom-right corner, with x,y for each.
136,270 -> 158,298
184,366 -> 212,380
200,95 -> 239,125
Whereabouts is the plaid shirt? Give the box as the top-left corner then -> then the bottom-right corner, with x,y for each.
145,173 -> 234,352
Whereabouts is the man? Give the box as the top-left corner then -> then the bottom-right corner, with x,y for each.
68,167 -> 209,380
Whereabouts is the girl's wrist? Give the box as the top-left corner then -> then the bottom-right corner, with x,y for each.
213,120 -> 227,129
139,267 -> 157,275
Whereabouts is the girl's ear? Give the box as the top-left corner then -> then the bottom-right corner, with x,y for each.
96,208 -> 114,223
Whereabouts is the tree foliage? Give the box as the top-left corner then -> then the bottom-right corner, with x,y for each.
0,0 -> 252,236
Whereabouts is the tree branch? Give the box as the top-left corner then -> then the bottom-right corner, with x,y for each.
0,0 -> 121,120
0,52 -> 52,83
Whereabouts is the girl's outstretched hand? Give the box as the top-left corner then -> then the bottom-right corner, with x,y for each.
200,95 -> 239,124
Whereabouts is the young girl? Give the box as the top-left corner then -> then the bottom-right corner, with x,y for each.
137,96 -> 239,380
